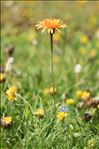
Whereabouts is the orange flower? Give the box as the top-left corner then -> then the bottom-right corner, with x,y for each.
36,18 -> 67,34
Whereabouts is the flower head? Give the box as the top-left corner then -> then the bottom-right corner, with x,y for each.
66,98 -> 75,105
1,116 -> 12,127
76,90 -> 83,98
36,18 -> 67,34
6,86 -> 17,101
76,90 -> 90,101
34,108 -> 44,118
43,86 -> 56,95
0,73 -> 6,82
56,106 -> 68,121
81,91 -> 90,101
56,111 -> 68,121
59,106 -> 68,112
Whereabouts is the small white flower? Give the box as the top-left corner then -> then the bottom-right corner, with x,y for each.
74,64 -> 82,73
5,57 -> 14,72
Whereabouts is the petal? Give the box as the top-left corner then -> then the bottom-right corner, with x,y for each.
42,28 -> 46,33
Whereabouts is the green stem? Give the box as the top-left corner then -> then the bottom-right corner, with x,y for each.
16,93 -> 34,115
50,32 -> 55,94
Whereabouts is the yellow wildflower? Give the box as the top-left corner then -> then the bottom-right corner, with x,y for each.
66,98 -> 75,105
49,86 -> 56,94
80,35 -> 88,44
34,108 -> 44,118
1,116 -> 12,127
0,73 -> 5,82
76,90 -> 83,98
6,86 -> 17,101
56,112 -> 68,121
43,86 -> 56,95
81,91 -> 90,101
